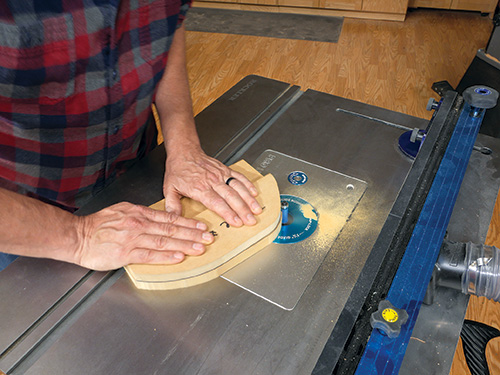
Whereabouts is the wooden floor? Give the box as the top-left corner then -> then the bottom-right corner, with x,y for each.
183,8 -> 498,374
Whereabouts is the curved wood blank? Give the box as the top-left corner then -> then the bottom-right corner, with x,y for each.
124,160 -> 281,290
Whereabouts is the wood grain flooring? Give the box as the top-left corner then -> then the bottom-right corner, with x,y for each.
184,9 -> 491,120
178,8 -> 496,374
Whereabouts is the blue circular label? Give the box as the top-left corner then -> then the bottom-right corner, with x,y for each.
288,171 -> 308,185
274,195 -> 318,244
474,87 -> 491,96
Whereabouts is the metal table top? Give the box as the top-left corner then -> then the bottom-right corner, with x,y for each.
1,76 -> 499,375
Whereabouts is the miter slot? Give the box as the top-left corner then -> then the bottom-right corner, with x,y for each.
193,75 -> 301,162
215,85 -> 302,164
0,270 -> 118,374
336,108 -> 414,131
222,88 -> 303,166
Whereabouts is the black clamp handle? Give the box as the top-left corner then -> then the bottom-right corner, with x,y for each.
370,299 -> 409,338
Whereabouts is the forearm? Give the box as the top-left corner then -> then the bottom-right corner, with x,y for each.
0,187 -> 212,270
0,188 -> 82,264
154,25 -> 261,225
155,25 -> 201,155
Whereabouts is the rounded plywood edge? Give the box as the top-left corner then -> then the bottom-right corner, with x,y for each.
125,160 -> 281,290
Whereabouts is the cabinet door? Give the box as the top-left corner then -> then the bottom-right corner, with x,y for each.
278,0 -> 319,7
243,0 -> 278,4
362,0 -> 409,13
196,0 -> 238,3
321,0 -> 363,10
407,0 -> 452,8
450,0 -> 497,12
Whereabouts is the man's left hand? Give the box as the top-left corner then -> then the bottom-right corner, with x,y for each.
163,146 -> 262,227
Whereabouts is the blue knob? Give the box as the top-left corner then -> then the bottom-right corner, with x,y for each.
281,201 -> 289,225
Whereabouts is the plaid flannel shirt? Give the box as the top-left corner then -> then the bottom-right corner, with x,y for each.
0,0 -> 190,211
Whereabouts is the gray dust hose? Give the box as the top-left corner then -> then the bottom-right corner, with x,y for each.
462,242 -> 500,302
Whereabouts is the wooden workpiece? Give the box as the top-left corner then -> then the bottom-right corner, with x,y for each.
125,160 -> 282,290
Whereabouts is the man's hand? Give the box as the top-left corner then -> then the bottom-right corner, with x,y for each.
152,25 -> 261,227
0,189 -> 213,271
163,146 -> 263,228
76,202 -> 214,271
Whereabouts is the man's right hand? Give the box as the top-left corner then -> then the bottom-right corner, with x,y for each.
76,202 -> 214,271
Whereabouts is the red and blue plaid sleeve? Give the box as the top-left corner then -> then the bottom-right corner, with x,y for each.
0,0 -> 190,210
178,0 -> 193,26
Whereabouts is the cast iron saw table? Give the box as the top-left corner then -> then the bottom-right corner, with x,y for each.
1,75 -> 499,374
